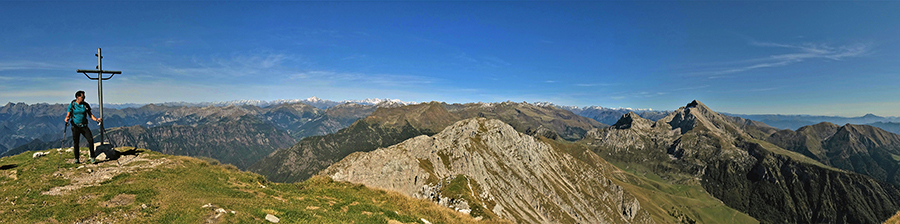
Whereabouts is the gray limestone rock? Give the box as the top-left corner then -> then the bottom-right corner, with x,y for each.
322,118 -> 654,224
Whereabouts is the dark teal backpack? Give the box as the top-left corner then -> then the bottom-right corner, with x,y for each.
69,100 -> 91,127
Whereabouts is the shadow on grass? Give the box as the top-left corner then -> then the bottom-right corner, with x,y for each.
0,164 -> 17,170
118,148 -> 144,157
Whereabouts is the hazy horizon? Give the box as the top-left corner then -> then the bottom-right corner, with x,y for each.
5,96 -> 899,118
2,1 -> 899,116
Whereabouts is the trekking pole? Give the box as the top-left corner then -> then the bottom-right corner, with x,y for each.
56,122 -> 69,170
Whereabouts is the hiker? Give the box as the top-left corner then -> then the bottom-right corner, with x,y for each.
64,90 -> 102,164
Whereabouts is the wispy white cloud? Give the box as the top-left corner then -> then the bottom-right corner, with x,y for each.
0,61 -> 71,72
290,70 -> 437,87
158,51 -> 306,81
453,53 -> 512,68
674,85 -> 711,91
1,89 -> 72,98
749,87 -> 779,92
341,54 -> 368,61
454,53 -> 479,63
483,56 -> 511,67
575,83 -> 618,87
691,40 -> 871,78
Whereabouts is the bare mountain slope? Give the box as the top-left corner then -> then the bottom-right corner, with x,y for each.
249,101 -> 606,183
321,118 -> 654,224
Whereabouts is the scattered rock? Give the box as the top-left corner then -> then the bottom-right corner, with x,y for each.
265,214 -> 280,223
42,154 -> 168,196
141,204 -> 148,209
5,170 -> 16,180
32,152 -> 48,158
201,203 -> 214,208
420,218 -> 432,224
215,208 -> 226,213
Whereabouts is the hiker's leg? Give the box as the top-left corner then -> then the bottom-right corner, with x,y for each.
83,127 -> 95,159
72,126 -> 81,161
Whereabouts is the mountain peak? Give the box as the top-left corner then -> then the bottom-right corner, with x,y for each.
685,100 -> 706,109
612,111 -> 653,130
322,117 -> 652,223
664,100 -> 748,136
304,96 -> 324,102
862,113 -> 880,118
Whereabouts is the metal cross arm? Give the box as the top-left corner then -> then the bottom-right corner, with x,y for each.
77,69 -> 121,80
75,48 -> 122,145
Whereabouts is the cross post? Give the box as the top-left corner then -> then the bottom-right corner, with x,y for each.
76,48 -> 122,144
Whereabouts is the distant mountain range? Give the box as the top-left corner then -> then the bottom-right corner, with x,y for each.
102,96 -> 415,109
11,97 -> 900,153
6,98 -> 900,223
1,101 -> 380,169
248,101 -> 606,183
728,113 -> 900,131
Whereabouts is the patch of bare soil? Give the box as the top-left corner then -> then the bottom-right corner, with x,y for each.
99,194 -> 136,207
42,152 -> 169,196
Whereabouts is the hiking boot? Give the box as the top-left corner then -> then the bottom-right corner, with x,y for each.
89,158 -> 95,164
74,160 -> 81,164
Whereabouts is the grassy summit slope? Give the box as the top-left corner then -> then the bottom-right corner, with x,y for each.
0,147 -> 506,224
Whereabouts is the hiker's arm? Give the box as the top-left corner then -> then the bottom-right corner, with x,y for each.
89,113 -> 101,123
64,111 -> 71,123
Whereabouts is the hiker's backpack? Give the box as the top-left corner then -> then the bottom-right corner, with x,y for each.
68,100 -> 90,127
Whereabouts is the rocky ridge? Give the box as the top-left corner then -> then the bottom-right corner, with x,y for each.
585,100 -> 900,224
768,122 -> 900,186
250,101 -> 607,183
322,118 -> 653,224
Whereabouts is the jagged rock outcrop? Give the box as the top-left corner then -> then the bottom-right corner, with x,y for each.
586,100 -> 900,224
322,118 -> 653,224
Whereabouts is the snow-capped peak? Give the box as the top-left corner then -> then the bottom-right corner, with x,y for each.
305,96 -> 324,102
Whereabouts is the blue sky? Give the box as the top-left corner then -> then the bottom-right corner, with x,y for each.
1,1 -> 899,116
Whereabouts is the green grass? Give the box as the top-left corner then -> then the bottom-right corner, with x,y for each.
596,151 -> 759,224
745,138 -> 844,172
541,135 -> 757,224
607,166 -> 759,224
0,148 -> 507,224
439,175 -> 500,221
